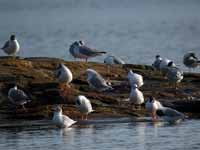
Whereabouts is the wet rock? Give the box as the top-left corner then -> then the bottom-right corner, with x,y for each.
0,57 -> 199,119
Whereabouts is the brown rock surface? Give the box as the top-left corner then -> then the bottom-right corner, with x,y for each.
0,56 -> 199,120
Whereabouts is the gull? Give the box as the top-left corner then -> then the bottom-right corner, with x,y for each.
129,84 -> 144,109
145,96 -> 163,121
8,85 -> 31,111
156,107 -> 185,124
145,97 -> 185,123
69,40 -> 106,62
152,55 -> 162,71
127,70 -> 144,88
1,35 -> 20,57
86,69 -> 113,92
166,62 -> 183,89
183,52 -> 200,71
104,55 -> 125,65
55,63 -> 73,87
159,58 -> 176,75
75,95 -> 94,120
104,55 -> 125,79
52,105 -> 76,128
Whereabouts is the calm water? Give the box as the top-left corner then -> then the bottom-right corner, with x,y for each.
0,0 -> 200,71
0,119 -> 200,150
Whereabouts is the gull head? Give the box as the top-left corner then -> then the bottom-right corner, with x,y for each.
167,61 -> 175,67
10,35 -> 16,41
52,105 -> 62,113
148,96 -> 155,103
78,40 -> 85,46
155,55 -> 161,59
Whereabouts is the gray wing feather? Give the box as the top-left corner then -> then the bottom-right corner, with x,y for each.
89,74 -> 108,90
163,107 -> 184,117
2,41 -> 9,49
10,89 -> 29,102
79,46 -> 106,56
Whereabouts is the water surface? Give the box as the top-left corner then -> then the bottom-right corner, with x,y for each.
0,0 -> 200,71
0,119 -> 199,150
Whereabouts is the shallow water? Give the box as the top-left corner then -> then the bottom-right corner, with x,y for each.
0,0 -> 200,72
0,118 -> 199,150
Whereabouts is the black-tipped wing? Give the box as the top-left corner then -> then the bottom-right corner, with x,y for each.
79,46 -> 106,56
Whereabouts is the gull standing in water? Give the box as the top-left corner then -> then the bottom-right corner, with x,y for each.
52,105 -> 76,128
156,107 -> 185,124
1,35 -> 20,57
145,96 -> 185,123
69,40 -> 106,62
127,70 -> 144,88
183,52 -> 200,71
8,85 -> 31,111
145,96 -> 163,121
129,84 -> 144,109
75,95 -> 94,120
86,69 -> 113,92
55,63 -> 73,87
166,62 -> 183,89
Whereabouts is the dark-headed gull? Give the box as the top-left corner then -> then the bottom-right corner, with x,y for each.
75,95 -> 94,120
152,55 -> 162,70
145,96 -> 163,120
1,35 -> 20,57
69,40 -> 106,62
183,52 -> 200,71
166,63 -> 183,89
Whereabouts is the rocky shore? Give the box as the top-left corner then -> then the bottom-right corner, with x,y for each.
0,56 -> 199,121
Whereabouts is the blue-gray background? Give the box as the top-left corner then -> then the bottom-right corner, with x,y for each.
0,0 -> 200,71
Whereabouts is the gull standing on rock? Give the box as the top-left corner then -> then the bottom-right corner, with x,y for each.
75,95 -> 94,120
55,63 -> 73,87
129,84 -> 144,109
52,105 -> 76,128
104,55 -> 125,65
8,85 -> 31,111
159,58 -> 176,75
152,55 -> 162,71
86,69 -> 113,92
183,52 -> 200,71
166,62 -> 183,89
127,70 -> 144,88
69,40 -> 106,62
1,35 -> 20,57
104,55 -> 125,78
